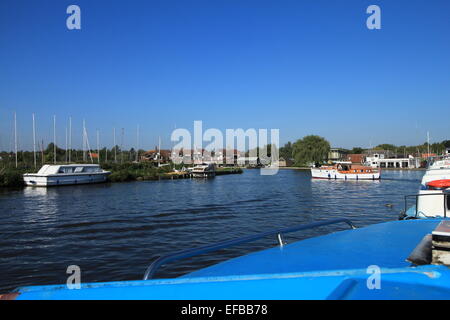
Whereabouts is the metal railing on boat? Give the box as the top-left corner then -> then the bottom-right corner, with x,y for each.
143,218 -> 356,280
402,191 -> 450,219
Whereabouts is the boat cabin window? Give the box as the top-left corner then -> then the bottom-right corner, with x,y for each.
58,167 -> 75,174
74,167 -> 84,173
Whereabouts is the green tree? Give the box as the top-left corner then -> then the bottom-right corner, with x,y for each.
443,140 -> 450,148
292,135 -> 330,166
350,147 -> 364,154
280,142 -> 293,159
375,144 -> 396,151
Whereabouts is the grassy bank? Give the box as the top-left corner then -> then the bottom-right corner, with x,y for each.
215,167 -> 243,175
102,162 -> 173,182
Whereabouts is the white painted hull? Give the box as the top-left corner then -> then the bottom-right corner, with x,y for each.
191,171 -> 215,178
311,169 -> 380,180
23,172 -> 110,187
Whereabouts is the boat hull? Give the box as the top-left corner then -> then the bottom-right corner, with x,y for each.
23,172 -> 110,187
191,171 -> 215,178
311,169 -> 380,180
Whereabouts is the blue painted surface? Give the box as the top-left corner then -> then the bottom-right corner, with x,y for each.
14,219 -> 450,300
184,219 -> 440,277
15,265 -> 450,300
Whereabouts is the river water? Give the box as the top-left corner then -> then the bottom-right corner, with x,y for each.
0,169 -> 424,292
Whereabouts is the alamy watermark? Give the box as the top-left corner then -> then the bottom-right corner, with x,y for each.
366,5 -> 381,30
366,265 -> 381,290
66,5 -> 81,30
65,4 -> 381,31
170,121 -> 280,175
66,265 -> 81,289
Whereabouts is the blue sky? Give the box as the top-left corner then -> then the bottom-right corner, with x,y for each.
0,0 -> 449,151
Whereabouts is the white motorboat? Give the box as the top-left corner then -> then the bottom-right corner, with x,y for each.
413,156 -> 450,218
191,163 -> 216,178
311,163 -> 380,180
23,164 -> 111,187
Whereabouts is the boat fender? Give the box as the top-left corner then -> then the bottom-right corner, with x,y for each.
406,234 -> 432,265
427,179 -> 450,189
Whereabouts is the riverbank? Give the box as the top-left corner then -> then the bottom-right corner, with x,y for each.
278,166 -> 426,171
0,163 -> 243,188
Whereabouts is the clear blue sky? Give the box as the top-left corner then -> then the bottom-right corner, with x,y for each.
1,0 -> 449,151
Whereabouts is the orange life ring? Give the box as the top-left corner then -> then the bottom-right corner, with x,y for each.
427,179 -> 450,189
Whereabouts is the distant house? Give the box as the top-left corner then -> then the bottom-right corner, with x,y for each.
346,154 -> 366,164
278,157 -> 287,167
168,148 -> 243,165
237,156 -> 261,167
421,153 -> 437,158
141,149 -> 171,163
328,148 -> 348,162
274,157 -> 294,167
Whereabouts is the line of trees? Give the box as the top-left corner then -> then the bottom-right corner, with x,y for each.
279,137 -> 450,167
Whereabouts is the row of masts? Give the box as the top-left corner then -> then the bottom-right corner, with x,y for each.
11,112 -> 147,168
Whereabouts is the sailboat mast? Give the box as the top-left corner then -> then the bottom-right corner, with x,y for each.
53,115 -> 56,164
32,113 -> 36,168
136,124 -> 139,162
14,112 -> 17,168
113,127 -> 117,163
65,127 -> 68,163
120,128 -> 124,164
83,123 -> 93,164
69,117 -> 72,163
97,129 -> 100,164
83,119 -> 86,162
158,136 -> 161,167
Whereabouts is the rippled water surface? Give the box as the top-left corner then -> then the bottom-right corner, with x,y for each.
0,169 -> 424,291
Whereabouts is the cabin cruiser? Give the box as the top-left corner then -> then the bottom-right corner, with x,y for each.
311,163 -> 380,180
191,163 -> 216,178
23,164 -> 111,187
403,156 -> 450,218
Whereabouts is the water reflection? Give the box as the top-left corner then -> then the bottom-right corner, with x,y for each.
0,169 -> 425,291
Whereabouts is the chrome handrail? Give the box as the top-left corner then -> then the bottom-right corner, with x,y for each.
143,218 -> 356,280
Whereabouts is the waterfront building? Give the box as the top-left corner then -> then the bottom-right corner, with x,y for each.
366,154 -> 420,169
328,148 -> 348,162
345,154 -> 366,164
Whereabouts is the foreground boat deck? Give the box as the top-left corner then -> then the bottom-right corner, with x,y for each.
185,219 -> 440,277
12,219 -> 450,300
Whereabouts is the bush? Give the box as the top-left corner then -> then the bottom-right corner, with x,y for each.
0,170 -> 25,187
108,170 -> 135,182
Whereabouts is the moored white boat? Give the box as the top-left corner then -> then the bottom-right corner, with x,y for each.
23,164 -> 111,187
311,163 -> 380,180
191,163 -> 216,178
405,156 -> 450,218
